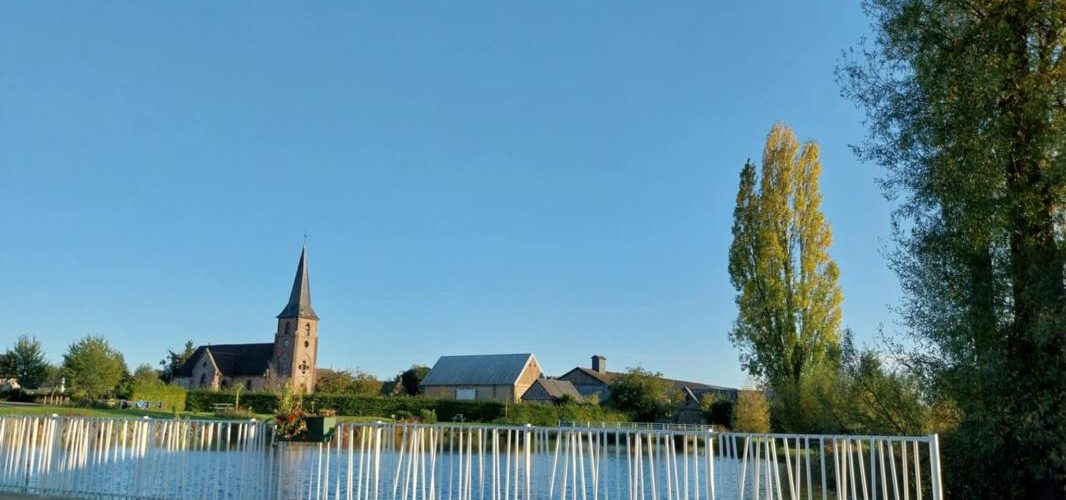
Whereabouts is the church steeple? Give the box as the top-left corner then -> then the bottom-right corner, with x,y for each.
272,243 -> 320,393
277,245 -> 318,320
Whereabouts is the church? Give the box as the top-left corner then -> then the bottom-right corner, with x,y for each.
172,246 -> 321,393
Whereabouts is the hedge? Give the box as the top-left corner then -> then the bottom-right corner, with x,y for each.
185,390 -> 633,425
497,403 -> 629,426
186,390 -> 278,414
131,382 -> 187,412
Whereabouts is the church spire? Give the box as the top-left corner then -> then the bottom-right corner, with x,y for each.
277,244 -> 318,320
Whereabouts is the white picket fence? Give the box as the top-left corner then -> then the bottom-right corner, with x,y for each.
0,416 -> 943,499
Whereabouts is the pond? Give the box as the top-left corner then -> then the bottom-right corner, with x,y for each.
0,417 -> 940,499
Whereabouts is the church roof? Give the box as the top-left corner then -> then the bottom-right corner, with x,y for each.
173,343 -> 275,378
277,246 -> 318,320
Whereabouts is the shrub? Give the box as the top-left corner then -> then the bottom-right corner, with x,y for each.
131,381 -> 187,412
498,403 -> 629,426
186,391 -> 507,422
420,409 -> 438,423
733,390 -> 770,433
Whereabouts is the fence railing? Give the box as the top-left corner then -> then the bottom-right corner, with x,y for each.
558,421 -> 722,433
0,416 -> 943,499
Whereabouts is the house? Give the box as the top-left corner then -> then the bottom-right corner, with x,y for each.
172,245 -> 322,393
421,353 -> 543,403
521,378 -> 584,404
558,354 -> 739,423
557,355 -> 617,400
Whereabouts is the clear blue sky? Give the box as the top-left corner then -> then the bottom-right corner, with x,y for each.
0,2 -> 895,388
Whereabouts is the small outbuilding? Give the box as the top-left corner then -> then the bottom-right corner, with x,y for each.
422,353 -> 542,403
521,378 -> 584,404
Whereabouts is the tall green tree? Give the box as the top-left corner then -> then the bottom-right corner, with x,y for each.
62,336 -> 127,400
2,336 -> 49,389
399,365 -> 431,396
839,1 -> 1066,496
728,123 -> 843,431
160,340 -> 196,383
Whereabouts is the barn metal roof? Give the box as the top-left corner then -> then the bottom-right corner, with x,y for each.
421,353 -> 536,386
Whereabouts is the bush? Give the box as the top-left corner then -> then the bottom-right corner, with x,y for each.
733,390 -> 770,433
498,403 -> 629,426
131,382 -> 187,412
185,391 -> 635,425
187,390 -> 279,414
186,391 -> 507,422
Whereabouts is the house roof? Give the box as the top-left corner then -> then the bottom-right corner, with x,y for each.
526,379 -> 584,402
278,246 -> 318,320
173,343 -> 275,378
422,353 -> 536,386
563,367 -> 619,385
561,366 -> 736,395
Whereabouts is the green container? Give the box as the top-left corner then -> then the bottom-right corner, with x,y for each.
304,416 -> 337,442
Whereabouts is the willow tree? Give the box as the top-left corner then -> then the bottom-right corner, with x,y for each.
728,124 -> 843,430
839,1 -> 1066,496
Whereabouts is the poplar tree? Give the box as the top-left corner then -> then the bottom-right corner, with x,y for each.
839,1 -> 1066,496
728,123 -> 843,431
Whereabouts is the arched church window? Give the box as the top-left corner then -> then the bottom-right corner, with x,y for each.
199,373 -> 207,387
305,323 -> 311,335
304,341 -> 309,348
286,322 -> 292,335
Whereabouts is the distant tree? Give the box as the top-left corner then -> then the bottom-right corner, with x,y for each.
315,369 -> 356,394
0,352 -> 15,380
732,390 -> 770,433
699,394 -> 734,428
132,363 -> 161,386
315,368 -> 383,396
159,340 -> 196,383
351,369 -> 383,396
728,124 -> 843,431
399,365 -> 431,396
607,367 -> 675,422
62,336 -> 127,400
115,368 -> 135,400
2,336 -> 49,389
41,364 -> 63,394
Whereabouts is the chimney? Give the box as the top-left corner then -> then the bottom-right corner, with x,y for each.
591,355 -> 607,374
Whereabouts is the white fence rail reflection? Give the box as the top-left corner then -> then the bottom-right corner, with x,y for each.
0,416 -> 943,499
0,415 -> 269,498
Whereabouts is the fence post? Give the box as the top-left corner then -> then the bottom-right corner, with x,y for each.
928,434 -> 944,500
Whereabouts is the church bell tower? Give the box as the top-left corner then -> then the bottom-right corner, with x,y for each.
272,245 -> 319,393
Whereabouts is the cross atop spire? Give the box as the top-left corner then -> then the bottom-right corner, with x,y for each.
277,245 -> 318,320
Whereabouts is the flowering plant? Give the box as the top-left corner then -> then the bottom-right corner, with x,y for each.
274,408 -> 308,438
274,383 -> 308,439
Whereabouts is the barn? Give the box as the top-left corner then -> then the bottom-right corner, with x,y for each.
421,353 -> 542,403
